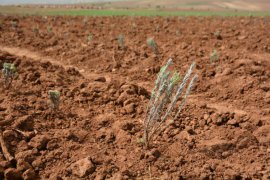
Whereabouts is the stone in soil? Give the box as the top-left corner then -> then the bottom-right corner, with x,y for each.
70,157 -> 96,178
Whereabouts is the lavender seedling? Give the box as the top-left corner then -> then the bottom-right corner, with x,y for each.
11,21 -> 17,29
155,25 -> 160,33
214,30 -> 222,40
33,25 -> 39,36
64,32 -> 70,38
117,34 -> 125,49
42,16 -> 48,23
210,49 -> 219,63
47,26 -> 52,33
143,59 -> 198,148
176,30 -> 180,36
83,17 -> 88,26
132,23 -> 137,30
87,33 -> 93,43
1,63 -> 17,88
147,38 -> 158,54
48,90 -> 60,110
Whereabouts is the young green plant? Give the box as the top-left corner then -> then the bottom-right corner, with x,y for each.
48,90 -> 60,110
83,17 -> 88,25
155,25 -> 160,33
210,49 -> 219,63
143,59 -> 198,148
117,34 -> 125,49
1,63 -> 17,88
87,33 -> 93,43
47,26 -> 52,33
11,21 -> 17,29
147,38 -> 158,54
214,30 -> 222,40
33,25 -> 39,36
132,23 -> 137,31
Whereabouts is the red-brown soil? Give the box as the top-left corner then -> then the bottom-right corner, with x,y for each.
0,16 -> 269,179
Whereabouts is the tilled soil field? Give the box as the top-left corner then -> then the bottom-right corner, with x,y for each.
0,15 -> 269,179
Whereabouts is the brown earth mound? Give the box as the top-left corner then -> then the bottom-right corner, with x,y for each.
0,16 -> 269,179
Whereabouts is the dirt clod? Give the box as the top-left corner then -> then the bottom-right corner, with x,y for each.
4,168 -> 22,180
94,76 -> 106,82
70,157 -> 96,178
22,168 -> 37,180
28,135 -> 49,150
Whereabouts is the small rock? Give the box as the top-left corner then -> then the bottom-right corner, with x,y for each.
31,157 -> 43,169
253,125 -> 270,145
123,98 -> 137,106
201,35 -> 208,40
16,159 -> 31,172
175,131 -> 193,141
46,139 -> 59,150
117,91 -> 129,105
240,122 -> 256,131
227,119 -> 238,126
181,42 -> 188,49
203,113 -> 210,120
222,68 -> 232,75
224,168 -> 241,179
236,132 -> 259,149
120,108 -> 127,115
66,91 -> 74,98
70,157 -> 95,178
200,173 -> 210,180
28,135 -> 49,150
111,173 -> 122,179
200,103 -> 207,108
124,103 -> 136,114
145,149 -> 160,162
199,138 -> 235,158
105,132 -> 116,143
121,122 -> 135,131
137,86 -> 150,98
17,140 -> 30,151
94,77 -> 106,82
260,83 -> 270,92
238,36 -> 246,40
80,90 -> 91,97
22,168 -> 37,180
2,130 -> 18,142
200,118 -> 207,127
15,150 -> 37,164
49,173 -> 63,180
121,84 -> 137,95
150,149 -> 161,158
215,34 -> 222,40
215,117 -> 223,126
4,168 -> 22,180
160,172 -> 170,179
186,127 -> 196,135
222,151 -> 232,158
95,174 -> 105,180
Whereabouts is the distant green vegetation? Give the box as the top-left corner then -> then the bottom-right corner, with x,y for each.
0,6 -> 270,17
45,9 -> 270,17
184,1 -> 209,6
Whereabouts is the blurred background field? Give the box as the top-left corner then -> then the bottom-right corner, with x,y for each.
0,0 -> 270,16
